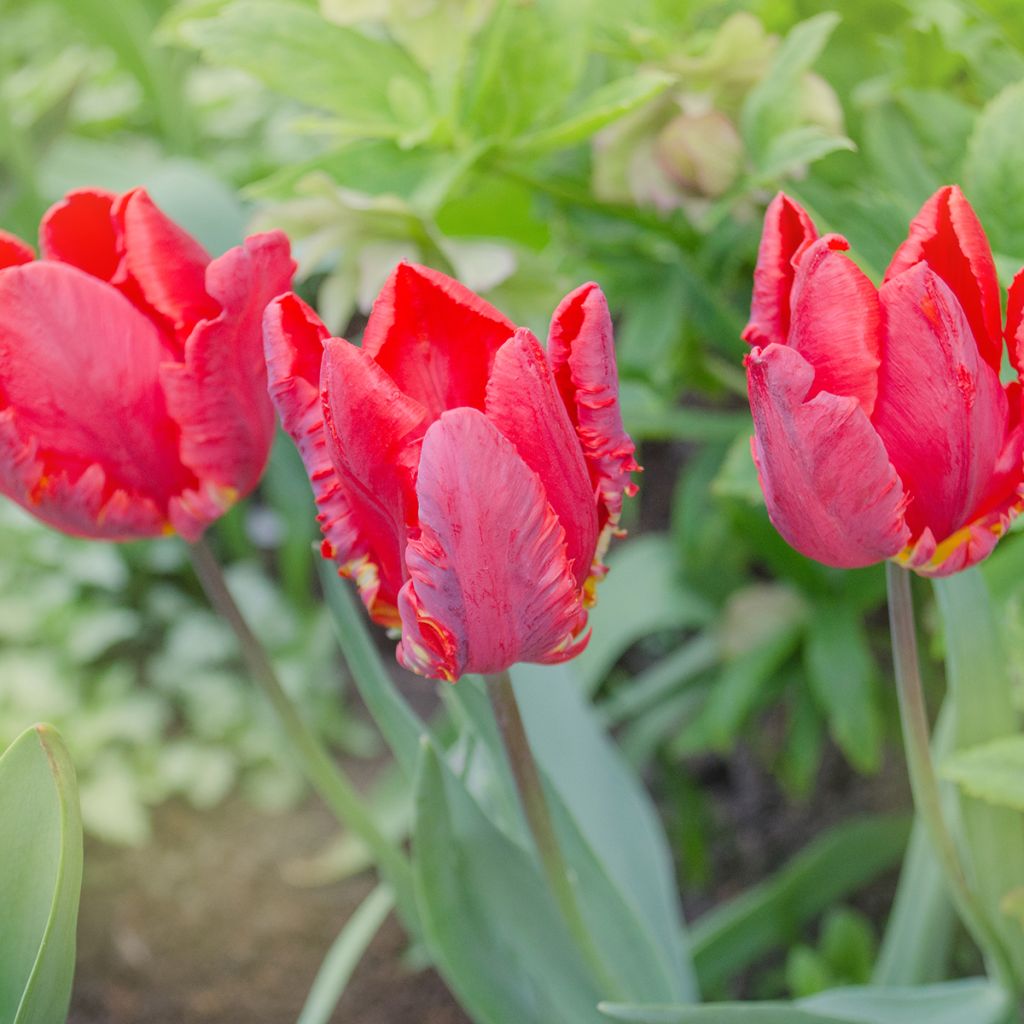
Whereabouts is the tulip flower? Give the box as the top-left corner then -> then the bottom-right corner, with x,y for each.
0,187 -> 295,541
264,263 -> 638,680
744,186 -> 1024,576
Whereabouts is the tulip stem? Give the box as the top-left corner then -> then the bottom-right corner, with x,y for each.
188,537 -> 415,911
486,671 -> 620,998
885,562 -> 1017,991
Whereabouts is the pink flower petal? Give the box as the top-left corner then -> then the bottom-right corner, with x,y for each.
397,408 -> 588,681
0,231 -> 34,269
745,343 -> 910,568
1007,268 -> 1024,370
39,188 -> 119,281
161,231 -> 294,508
884,185 -> 1003,372
112,188 -> 219,343
873,263 -> 1010,542
0,262 -> 192,536
485,328 -> 599,591
546,283 -> 639,549
361,262 -> 516,419
743,192 -> 819,349
787,235 -> 882,415
321,336 -> 430,623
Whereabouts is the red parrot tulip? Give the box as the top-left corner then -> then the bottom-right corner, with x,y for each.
744,186 -> 1024,576
264,263 -> 638,680
0,187 -> 295,541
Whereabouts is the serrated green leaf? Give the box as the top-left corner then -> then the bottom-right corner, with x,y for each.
0,725 -> 83,1024
512,71 -> 675,155
171,0 -> 432,139
942,735 -> 1024,811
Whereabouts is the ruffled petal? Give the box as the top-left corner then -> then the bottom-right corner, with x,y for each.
884,185 -> 1003,372
360,262 -> 516,418
397,408 -> 588,681
111,187 -> 219,343
546,282 -> 640,547
745,343 -> 910,568
0,262 -> 192,536
161,231 -> 294,508
263,293 -> 381,601
321,336 -> 429,622
0,231 -> 34,269
873,262 -> 1010,542
39,188 -> 119,281
787,235 -> 882,415
485,328 -> 599,591
742,192 -> 819,349
1007,268 -> 1024,370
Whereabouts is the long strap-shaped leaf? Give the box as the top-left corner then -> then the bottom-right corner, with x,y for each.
0,724 -> 83,1024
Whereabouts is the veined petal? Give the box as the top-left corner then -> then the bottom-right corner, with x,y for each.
874,263 -> 1009,542
263,293 -> 382,605
1007,268 -> 1024,370
397,408 -> 588,681
547,282 -> 640,547
787,235 -> 882,415
161,231 -> 294,504
0,262 -> 192,534
485,328 -> 599,590
321,336 -> 429,621
111,188 -> 219,342
745,343 -> 910,568
360,262 -> 516,418
0,231 -> 34,269
39,188 -> 119,281
884,185 -> 1003,372
743,192 -> 819,349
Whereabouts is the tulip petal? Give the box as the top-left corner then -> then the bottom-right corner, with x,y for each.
787,235 -> 882,414
873,262 -> 1009,542
321,336 -> 429,623
39,188 -> 119,281
485,329 -> 599,591
264,292 -> 381,599
745,343 -> 910,568
743,192 -> 819,349
0,231 -> 34,269
397,408 -> 588,681
0,262 -> 193,536
547,283 -> 640,547
1007,268 -> 1024,370
884,185 -> 1003,371
161,231 -> 294,509
360,262 -> 516,418
112,188 -> 219,342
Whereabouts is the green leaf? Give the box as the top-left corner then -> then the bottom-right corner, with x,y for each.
460,0 -> 588,138
691,817 -> 909,994
573,535 -> 714,694
512,665 -> 699,1001
934,569 -> 1024,979
942,736 -> 1024,811
753,124 -> 854,181
964,79 -> 1024,262
800,979 -> 1011,1024
740,13 -> 841,166
0,725 -> 83,1024
599,979 -> 1010,1024
170,1 -> 432,140
297,884 -> 395,1024
620,382 -> 752,444
412,739 -> 605,1024
511,71 -> 675,155
804,602 -> 883,773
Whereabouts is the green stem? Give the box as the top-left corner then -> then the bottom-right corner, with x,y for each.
486,671 -> 621,998
188,538 -> 414,911
885,563 -> 1016,990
